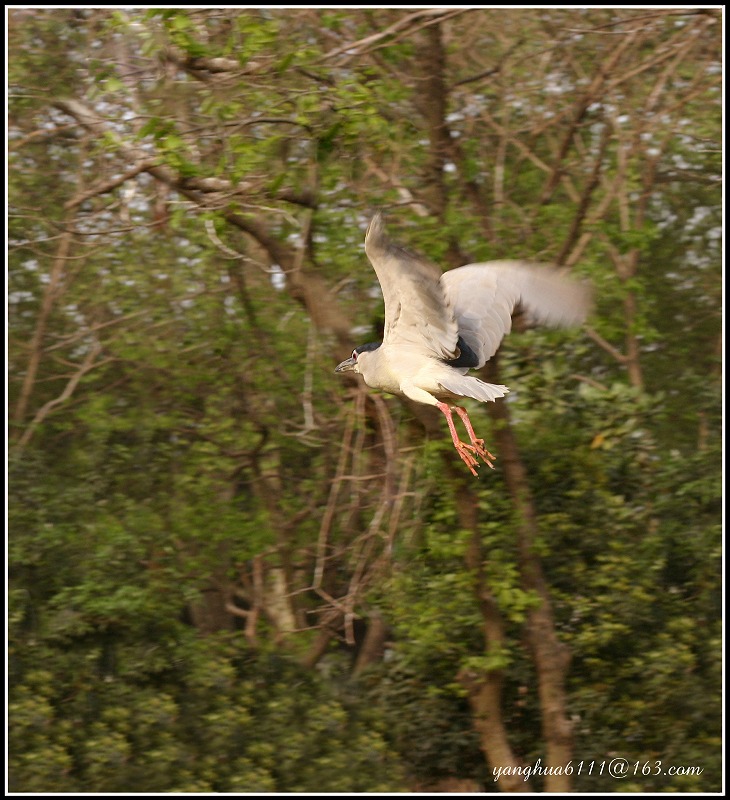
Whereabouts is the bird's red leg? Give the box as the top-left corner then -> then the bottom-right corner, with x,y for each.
436,402 -> 481,476
454,406 -> 496,470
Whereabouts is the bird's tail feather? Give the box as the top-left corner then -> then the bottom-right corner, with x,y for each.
438,375 -> 509,403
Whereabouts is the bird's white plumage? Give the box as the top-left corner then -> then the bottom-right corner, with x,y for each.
363,213 -> 592,373
339,213 -> 593,475
365,213 -> 459,359
441,261 -> 593,368
354,212 -> 594,407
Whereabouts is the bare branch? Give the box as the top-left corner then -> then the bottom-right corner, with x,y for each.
52,97 -> 350,343
538,27 -> 641,205
64,162 -> 153,209
14,340 -> 106,452
12,226 -> 74,427
319,8 -> 467,63
585,326 -> 628,365
43,310 -> 148,352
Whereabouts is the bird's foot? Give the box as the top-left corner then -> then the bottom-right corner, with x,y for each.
450,406 -> 496,473
455,442 -> 480,477
437,402 -> 497,477
469,438 -> 496,470
454,440 -> 495,476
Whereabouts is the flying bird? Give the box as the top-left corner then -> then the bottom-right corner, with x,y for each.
335,213 -> 592,476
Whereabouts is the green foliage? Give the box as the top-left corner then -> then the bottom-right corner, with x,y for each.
359,655 -> 487,786
8,6 -> 721,793
365,354 -> 720,790
9,631 -> 404,792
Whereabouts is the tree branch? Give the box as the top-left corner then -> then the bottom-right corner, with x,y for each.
319,8 -> 466,63
14,339 -> 106,452
52,97 -> 351,343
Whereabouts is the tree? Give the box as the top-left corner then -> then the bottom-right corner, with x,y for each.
8,7 -> 721,792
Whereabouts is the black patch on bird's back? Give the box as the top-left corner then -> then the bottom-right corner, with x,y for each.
445,336 -> 480,369
355,342 -> 382,355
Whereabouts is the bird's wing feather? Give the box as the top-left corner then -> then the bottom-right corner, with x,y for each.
365,213 -> 459,359
440,261 -> 592,368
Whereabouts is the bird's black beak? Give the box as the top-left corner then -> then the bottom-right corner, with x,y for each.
334,356 -> 356,374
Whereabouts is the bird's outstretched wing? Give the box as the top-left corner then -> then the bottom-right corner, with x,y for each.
365,213 -> 459,359
440,261 -> 592,369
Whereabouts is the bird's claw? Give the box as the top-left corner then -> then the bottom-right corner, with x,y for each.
455,440 -> 496,476
471,438 -> 496,469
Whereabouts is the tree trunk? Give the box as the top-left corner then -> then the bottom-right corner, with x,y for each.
486,357 -> 573,792
461,671 -> 531,792
11,225 -> 74,431
455,475 -> 532,791
352,611 -> 389,676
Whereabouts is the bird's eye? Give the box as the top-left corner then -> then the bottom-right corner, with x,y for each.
352,350 -> 358,361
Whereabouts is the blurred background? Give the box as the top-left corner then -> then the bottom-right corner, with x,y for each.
7,7 -> 722,793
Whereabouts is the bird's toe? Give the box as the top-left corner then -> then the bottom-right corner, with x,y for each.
471,439 -> 496,468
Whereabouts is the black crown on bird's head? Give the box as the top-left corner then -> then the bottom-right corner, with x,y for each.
354,342 -> 382,355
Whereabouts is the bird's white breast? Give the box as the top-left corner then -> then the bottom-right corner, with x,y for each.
359,344 -> 461,398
